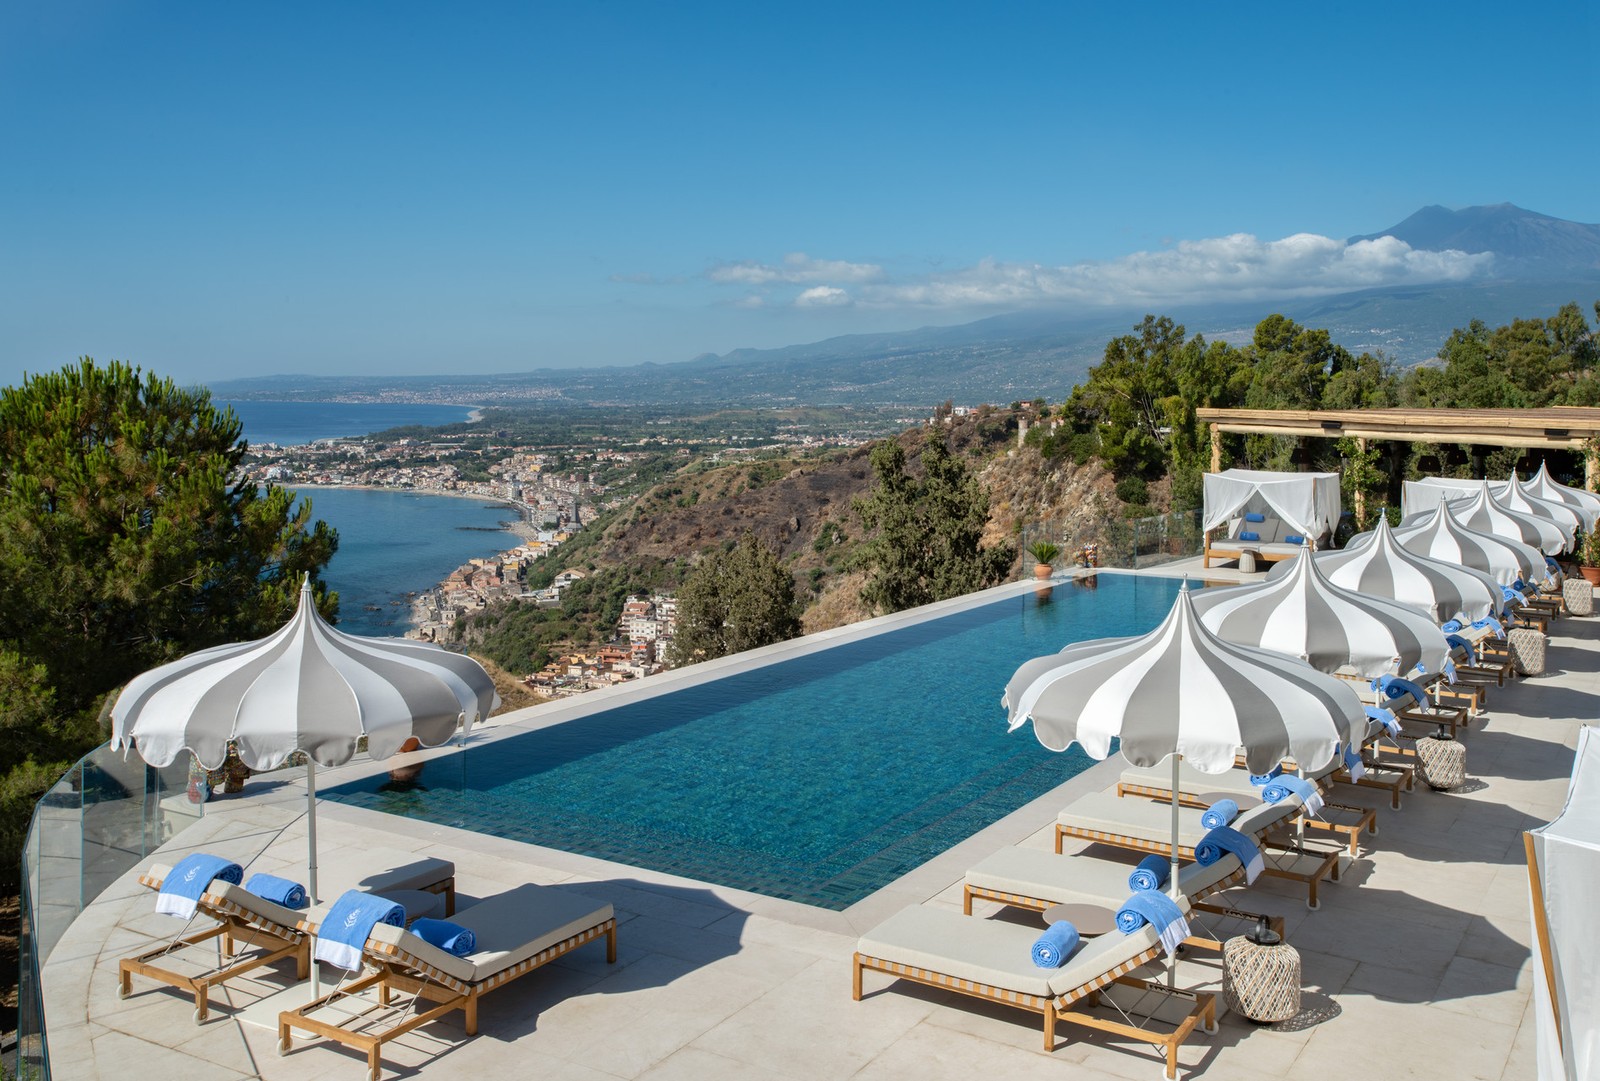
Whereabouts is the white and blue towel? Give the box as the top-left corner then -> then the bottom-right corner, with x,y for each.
1249,765 -> 1284,787
1031,920 -> 1081,968
1200,798 -> 1239,830
1472,616 -> 1506,639
1340,743 -> 1368,782
313,891 -> 406,971
1128,854 -> 1170,892
156,854 -> 243,919
1194,826 -> 1266,884
1115,890 -> 1189,956
244,873 -> 307,910
1372,674 -> 1427,705
1445,633 -> 1476,665
1260,774 -> 1324,818
1365,705 -> 1400,738
411,918 -> 476,957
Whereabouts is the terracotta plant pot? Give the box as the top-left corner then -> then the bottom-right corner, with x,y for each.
1033,562 -> 1053,580
1581,565 -> 1600,586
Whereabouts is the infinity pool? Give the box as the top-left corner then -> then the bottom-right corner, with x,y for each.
323,574 -> 1187,909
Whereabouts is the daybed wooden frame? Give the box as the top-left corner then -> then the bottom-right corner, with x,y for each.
119,873 -> 309,1023
278,913 -> 616,1080
852,944 -> 1215,1080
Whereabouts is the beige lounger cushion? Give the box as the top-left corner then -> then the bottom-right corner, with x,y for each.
1057,791 -> 1296,846
366,883 -> 614,985
329,847 -> 454,895
1120,760 -> 1335,797
966,847 -> 1239,905
857,903 -> 1169,1000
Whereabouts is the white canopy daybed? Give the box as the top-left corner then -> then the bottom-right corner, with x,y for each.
1202,469 -> 1341,569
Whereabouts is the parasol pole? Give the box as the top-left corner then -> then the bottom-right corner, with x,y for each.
306,758 -> 319,904
1168,751 -> 1182,989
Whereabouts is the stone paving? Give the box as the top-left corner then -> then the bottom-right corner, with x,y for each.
41,572 -> 1592,1080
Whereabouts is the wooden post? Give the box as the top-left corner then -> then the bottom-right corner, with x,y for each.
1524,831 -> 1562,1054
1353,437 -> 1368,524
1209,423 -> 1221,473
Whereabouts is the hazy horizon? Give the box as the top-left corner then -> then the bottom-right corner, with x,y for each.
3,2 -> 1595,387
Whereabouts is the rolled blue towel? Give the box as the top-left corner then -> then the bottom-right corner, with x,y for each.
1441,618 -> 1464,634
1445,633 -> 1475,664
1503,586 -> 1527,606
1249,764 -> 1283,786
1513,578 -> 1527,592
1260,774 -> 1325,816
244,873 -> 307,910
1115,889 -> 1188,955
411,917 -> 476,957
156,853 -> 244,919
1284,533 -> 1306,545
1244,512 -> 1265,523
1194,826 -> 1266,883
313,890 -> 406,971
1031,920 -> 1080,968
1373,674 -> 1426,704
1200,798 -> 1238,830
1239,530 -> 1260,542
1128,854 -> 1170,892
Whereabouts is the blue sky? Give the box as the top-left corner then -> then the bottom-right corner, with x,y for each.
2,1 -> 1595,387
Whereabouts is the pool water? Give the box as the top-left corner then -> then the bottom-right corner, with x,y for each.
323,574 -> 1187,909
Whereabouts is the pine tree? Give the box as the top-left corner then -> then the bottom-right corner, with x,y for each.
668,533 -> 799,665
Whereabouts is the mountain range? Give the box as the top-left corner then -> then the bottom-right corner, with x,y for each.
215,204 -> 1600,411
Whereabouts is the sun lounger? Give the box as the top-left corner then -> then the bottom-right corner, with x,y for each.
854,901 -> 1215,1079
279,883 -> 616,1079
1055,790 -> 1340,908
121,848 -> 456,1023
962,845 -> 1285,950
1116,760 -> 1377,856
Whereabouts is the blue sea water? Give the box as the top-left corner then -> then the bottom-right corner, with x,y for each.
294,487 -> 521,637
324,574 -> 1186,909
221,399 -> 475,447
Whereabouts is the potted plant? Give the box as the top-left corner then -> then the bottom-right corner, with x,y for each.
1580,529 -> 1600,586
1026,540 -> 1061,580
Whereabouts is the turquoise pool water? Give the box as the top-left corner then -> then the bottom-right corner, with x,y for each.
322,574 -> 1187,909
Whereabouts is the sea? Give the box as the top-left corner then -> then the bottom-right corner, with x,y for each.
227,400 -> 522,637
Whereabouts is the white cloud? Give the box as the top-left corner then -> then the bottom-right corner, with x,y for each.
708,252 -> 884,285
794,285 -> 852,307
699,234 -> 1493,315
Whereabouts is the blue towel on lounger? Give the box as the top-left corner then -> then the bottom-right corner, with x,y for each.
313,891 -> 406,971
156,854 -> 243,919
1200,799 -> 1238,830
1031,921 -> 1080,968
1441,618 -> 1463,633
1249,764 -> 1283,786
1128,855 -> 1169,892
411,918 -> 476,957
1365,705 -> 1400,737
1446,633 -> 1475,664
1340,743 -> 1368,782
1372,674 -> 1426,705
1472,616 -> 1505,639
1260,774 -> 1324,817
1239,531 -> 1260,542
1195,826 -> 1266,884
1284,533 -> 1306,545
1244,512 -> 1265,523
1503,586 -> 1527,607
244,873 -> 307,911
1115,890 -> 1188,956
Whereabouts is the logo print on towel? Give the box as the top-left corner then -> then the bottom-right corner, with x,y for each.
344,911 -> 361,929
182,867 -> 199,883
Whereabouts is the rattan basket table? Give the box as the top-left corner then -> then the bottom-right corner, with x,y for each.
1563,578 -> 1593,616
1222,932 -> 1300,1023
1507,627 -> 1547,675
1416,734 -> 1466,790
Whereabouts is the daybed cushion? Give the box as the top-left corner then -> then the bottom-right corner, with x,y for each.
857,904 -> 1168,1000
367,882 -> 612,985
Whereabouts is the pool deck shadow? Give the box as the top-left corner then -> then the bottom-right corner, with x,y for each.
38,570 -> 1598,1081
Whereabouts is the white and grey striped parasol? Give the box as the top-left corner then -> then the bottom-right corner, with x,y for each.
1524,462 -> 1600,530
1357,505 -> 1549,587
1283,516 -> 1505,625
1495,475 -> 1584,540
1003,581 -> 1366,777
1442,486 -> 1567,556
1192,543 -> 1450,680
111,577 -> 499,899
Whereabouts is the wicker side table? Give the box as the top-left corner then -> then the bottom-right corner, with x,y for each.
1507,627 -> 1547,675
1416,733 -> 1466,790
1222,924 -> 1300,1023
1564,578 -> 1593,616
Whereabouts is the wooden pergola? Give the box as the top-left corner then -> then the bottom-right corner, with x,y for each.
1197,406 -> 1600,519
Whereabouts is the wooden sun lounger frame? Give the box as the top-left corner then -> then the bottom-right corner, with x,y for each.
1054,811 -> 1341,909
852,940 -> 1215,1080
961,859 -> 1287,952
278,912 -> 617,1080
1115,777 -> 1377,856
119,873 -> 309,1023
